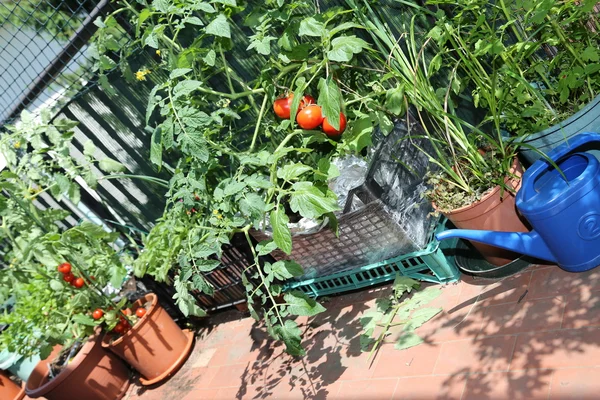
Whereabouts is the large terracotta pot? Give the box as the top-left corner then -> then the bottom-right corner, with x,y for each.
0,370 -> 24,400
437,160 -> 530,266
25,334 -> 130,400
101,293 -> 194,386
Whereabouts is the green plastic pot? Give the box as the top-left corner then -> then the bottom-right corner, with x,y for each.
0,349 -> 40,381
520,94 -> 600,164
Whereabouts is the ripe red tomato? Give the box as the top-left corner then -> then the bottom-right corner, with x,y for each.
57,263 -> 71,274
296,105 -> 323,130
322,112 -> 347,136
273,94 -> 316,119
136,308 -> 147,318
72,277 -> 85,288
63,272 -> 75,283
92,309 -> 104,320
113,322 -> 126,334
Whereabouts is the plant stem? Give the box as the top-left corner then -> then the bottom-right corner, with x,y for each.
100,174 -> 169,187
219,45 -> 235,95
249,95 -> 268,152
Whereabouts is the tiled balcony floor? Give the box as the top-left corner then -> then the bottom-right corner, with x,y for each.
123,264 -> 600,399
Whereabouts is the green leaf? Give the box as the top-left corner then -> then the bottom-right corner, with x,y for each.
299,17 -> 325,38
284,291 -> 325,316
146,84 -> 161,124
247,36 -> 277,55
170,68 -> 192,79
150,127 -> 162,167
98,158 -> 126,173
271,208 -> 292,254
240,193 -> 265,220
194,259 -> 221,272
273,319 -> 304,356
191,2 -> 215,12
582,46 -> 599,62
289,182 -> 339,219
205,14 -> 230,38
385,85 -> 405,115
184,16 -> 204,26
256,240 -> 278,256
245,173 -> 271,189
393,276 -> 420,298
212,0 -> 236,5
344,117 -> 372,152
204,49 -> 216,66
317,78 -> 341,130
327,35 -> 369,62
68,183 -> 81,205
403,307 -> 442,331
49,279 -> 63,291
110,264 -> 126,288
277,163 -> 312,181
315,158 -> 340,181
271,260 -> 303,280
73,314 -> 97,327
54,174 -> 70,196
394,332 -> 424,350
83,140 -> 96,157
329,22 -> 364,37
223,180 -> 246,195
173,80 -> 202,98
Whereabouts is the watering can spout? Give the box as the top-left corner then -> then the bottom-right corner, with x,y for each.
436,230 -> 557,263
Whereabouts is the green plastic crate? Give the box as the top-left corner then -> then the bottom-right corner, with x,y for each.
284,218 -> 460,297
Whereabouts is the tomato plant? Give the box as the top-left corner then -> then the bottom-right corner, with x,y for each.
57,263 -> 71,274
322,112 -> 347,136
90,0 -> 399,356
92,309 -> 104,320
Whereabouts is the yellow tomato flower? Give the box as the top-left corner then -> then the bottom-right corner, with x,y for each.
135,69 -> 151,81
14,141 -> 21,149
155,49 -> 161,56
213,209 -> 219,215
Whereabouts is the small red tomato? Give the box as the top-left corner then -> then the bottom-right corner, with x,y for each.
57,263 -> 72,274
92,309 -> 104,320
296,105 -> 323,130
322,112 -> 347,136
136,308 -> 147,318
113,322 -> 126,334
72,277 -> 85,288
63,272 -> 75,283
273,94 -> 315,119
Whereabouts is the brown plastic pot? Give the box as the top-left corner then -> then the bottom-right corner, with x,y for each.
0,370 -> 24,400
25,334 -> 130,400
102,293 -> 194,386
436,159 -> 530,266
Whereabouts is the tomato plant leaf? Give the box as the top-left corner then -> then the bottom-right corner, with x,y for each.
73,314 -> 97,327
240,192 -> 265,220
317,78 -> 341,130
83,140 -> 96,157
256,240 -> 278,256
327,35 -> 369,62
270,208 -> 292,254
299,17 -> 325,38
277,162 -> 312,181
284,291 -> 325,316
169,68 -> 192,79
204,49 -> 216,66
183,16 -> 204,26
271,261 -> 303,280
173,80 -> 202,98
385,85 -> 405,115
289,181 -> 339,219
212,0 -> 236,6
150,127 -> 162,167
98,158 -> 126,173
344,116 -> 372,152
205,14 -> 231,38
403,307 -> 443,331
273,319 -> 304,356
191,2 -> 215,12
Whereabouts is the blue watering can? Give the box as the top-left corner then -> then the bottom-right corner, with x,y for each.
437,132 -> 600,272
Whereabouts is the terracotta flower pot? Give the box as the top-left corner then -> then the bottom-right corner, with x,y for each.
25,334 -> 130,400
0,370 -> 24,400
437,159 -> 530,266
102,293 -> 194,386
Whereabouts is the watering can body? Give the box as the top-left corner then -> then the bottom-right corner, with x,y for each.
436,132 -> 600,272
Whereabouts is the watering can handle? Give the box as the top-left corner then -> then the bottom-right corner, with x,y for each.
522,132 -> 600,199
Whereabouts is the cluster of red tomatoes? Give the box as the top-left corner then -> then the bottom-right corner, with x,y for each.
273,94 -> 347,136
92,306 -> 147,335
57,262 -> 85,289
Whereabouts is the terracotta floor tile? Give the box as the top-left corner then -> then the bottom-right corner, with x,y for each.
188,366 -> 220,390
433,336 -> 517,375
392,375 -> 467,400
549,367 -> 600,399
181,388 -> 221,400
371,343 -> 441,378
462,370 -> 552,400
562,290 -> 600,329
477,271 -> 532,306
336,378 -> 399,400
528,267 -> 600,299
456,277 -> 488,308
416,301 -> 483,343
478,296 -> 566,336
208,364 -> 251,388
510,327 -> 600,370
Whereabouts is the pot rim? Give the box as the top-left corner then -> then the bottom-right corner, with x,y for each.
101,293 -> 157,349
25,334 -> 98,396
433,158 -> 522,215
